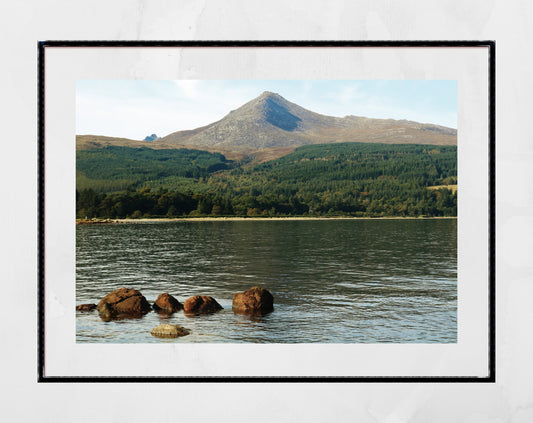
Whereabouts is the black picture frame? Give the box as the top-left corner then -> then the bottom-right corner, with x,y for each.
38,40 -> 495,383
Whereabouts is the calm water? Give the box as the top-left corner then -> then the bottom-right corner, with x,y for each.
76,219 -> 457,343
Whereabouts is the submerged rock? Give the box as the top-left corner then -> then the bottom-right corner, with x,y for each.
76,303 -> 96,312
183,295 -> 223,315
97,287 -> 152,319
232,287 -> 274,315
150,324 -> 190,338
153,293 -> 183,314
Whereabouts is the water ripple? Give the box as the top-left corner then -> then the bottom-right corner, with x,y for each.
77,219 -> 457,343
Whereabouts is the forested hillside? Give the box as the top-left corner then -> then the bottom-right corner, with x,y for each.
76,142 -> 457,218
76,146 -> 231,192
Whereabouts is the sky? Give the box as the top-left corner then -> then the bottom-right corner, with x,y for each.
76,80 -> 457,140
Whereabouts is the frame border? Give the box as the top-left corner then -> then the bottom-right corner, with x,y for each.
37,40 -> 495,383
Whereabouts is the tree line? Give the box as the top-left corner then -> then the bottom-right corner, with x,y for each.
76,142 -> 457,218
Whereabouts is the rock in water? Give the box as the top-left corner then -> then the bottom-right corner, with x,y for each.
76,303 -> 96,311
96,287 -> 152,319
183,295 -> 223,314
232,287 -> 274,315
153,293 -> 183,313
151,324 -> 190,338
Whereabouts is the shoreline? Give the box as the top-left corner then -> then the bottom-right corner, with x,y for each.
77,216 -> 457,224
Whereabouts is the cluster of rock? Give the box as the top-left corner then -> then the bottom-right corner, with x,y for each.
76,286 -> 274,338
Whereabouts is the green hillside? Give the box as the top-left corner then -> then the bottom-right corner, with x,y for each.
76,142 -> 457,218
76,146 -> 231,192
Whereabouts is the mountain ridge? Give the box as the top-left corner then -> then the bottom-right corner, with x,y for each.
77,91 -> 457,161
162,91 -> 456,149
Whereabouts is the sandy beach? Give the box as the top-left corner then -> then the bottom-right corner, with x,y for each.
74,215 -> 458,224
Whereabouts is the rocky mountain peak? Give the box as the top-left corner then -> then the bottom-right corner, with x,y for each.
257,91 -> 283,100
159,91 -> 457,151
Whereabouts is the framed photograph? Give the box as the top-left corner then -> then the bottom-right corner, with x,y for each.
38,41 -> 494,381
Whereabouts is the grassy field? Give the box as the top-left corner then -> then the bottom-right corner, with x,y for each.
428,184 -> 457,194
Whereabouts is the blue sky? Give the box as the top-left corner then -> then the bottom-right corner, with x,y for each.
76,80 -> 457,140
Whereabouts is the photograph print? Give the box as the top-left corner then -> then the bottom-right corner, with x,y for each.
74,79 -> 458,345
40,43 -> 492,379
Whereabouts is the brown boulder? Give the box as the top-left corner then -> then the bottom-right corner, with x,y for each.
96,287 -> 152,319
183,295 -> 223,314
76,303 -> 96,311
151,324 -> 190,338
153,293 -> 183,313
232,287 -> 274,315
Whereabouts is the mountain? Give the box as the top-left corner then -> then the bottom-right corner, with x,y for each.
160,91 -> 457,151
144,134 -> 160,141
77,91 -> 457,162
76,135 -> 177,151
